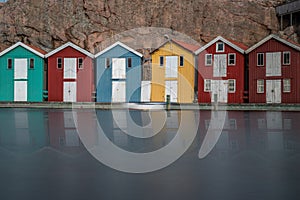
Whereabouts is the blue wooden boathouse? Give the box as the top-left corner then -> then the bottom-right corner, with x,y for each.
95,41 -> 143,103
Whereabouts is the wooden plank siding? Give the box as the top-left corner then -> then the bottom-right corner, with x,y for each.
151,40 -> 198,103
0,43 -> 45,102
197,37 -> 246,103
248,38 -> 300,103
95,42 -> 142,103
46,45 -> 94,102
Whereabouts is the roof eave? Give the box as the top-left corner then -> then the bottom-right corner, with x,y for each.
45,42 -> 94,58
195,36 -> 245,55
95,41 -> 143,58
245,34 -> 300,54
0,42 -> 45,58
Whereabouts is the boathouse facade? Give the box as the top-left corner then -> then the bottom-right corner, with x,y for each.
151,39 -> 199,103
45,42 -> 94,102
196,36 -> 247,103
246,34 -> 300,104
95,41 -> 142,103
0,42 -> 46,102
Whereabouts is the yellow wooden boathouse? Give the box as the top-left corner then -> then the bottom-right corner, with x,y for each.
151,39 -> 200,103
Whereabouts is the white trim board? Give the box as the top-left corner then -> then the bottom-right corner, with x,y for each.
45,42 -> 94,58
94,41 -> 143,58
245,34 -> 300,54
0,42 -> 45,58
195,36 -> 245,55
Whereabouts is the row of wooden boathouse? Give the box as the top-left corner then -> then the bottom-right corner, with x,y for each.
0,34 -> 299,104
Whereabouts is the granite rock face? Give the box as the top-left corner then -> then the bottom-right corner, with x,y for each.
0,0 -> 291,52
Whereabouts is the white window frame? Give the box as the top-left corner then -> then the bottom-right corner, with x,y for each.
205,54 -> 212,66
283,51 -> 290,65
257,53 -> 264,66
228,53 -> 236,66
228,79 -> 236,93
204,79 -> 211,92
216,42 -> 225,52
283,79 -> 291,93
257,79 -> 264,93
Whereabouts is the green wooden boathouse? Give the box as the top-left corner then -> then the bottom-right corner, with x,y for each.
0,42 -> 46,102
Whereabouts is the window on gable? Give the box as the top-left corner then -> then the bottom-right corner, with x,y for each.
78,58 -> 83,69
283,51 -> 290,65
216,42 -> 224,52
7,58 -> 12,69
179,56 -> 184,66
228,79 -> 236,93
57,58 -> 62,69
204,79 -> 211,92
160,56 -> 164,67
105,58 -> 110,68
283,79 -> 291,93
205,54 -> 212,66
228,53 -> 236,65
29,58 -> 34,69
128,58 -> 132,68
257,53 -> 264,66
257,79 -> 264,93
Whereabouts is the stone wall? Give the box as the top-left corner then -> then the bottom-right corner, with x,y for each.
0,0 -> 290,53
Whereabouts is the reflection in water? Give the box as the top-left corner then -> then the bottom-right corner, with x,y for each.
0,109 -> 299,199
0,109 -> 299,157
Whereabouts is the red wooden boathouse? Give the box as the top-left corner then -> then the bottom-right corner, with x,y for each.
45,42 -> 94,102
246,34 -> 300,104
195,36 -> 247,103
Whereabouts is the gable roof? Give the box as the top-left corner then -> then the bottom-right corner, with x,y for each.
245,34 -> 300,53
151,39 -> 200,54
195,36 -> 247,55
0,42 -> 46,58
94,41 -> 143,58
45,42 -> 94,58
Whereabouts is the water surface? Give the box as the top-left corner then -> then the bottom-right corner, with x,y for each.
0,108 -> 299,200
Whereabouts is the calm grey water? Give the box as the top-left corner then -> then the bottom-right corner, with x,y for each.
0,108 -> 299,200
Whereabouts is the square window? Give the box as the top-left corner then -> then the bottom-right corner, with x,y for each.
228,79 -> 236,93
7,58 -> 12,69
106,58 -> 110,68
283,79 -> 291,93
128,58 -> 132,68
205,54 -> 212,66
29,58 -> 34,69
78,58 -> 83,69
216,42 -> 224,52
257,53 -> 264,66
257,79 -> 264,93
179,56 -> 184,66
228,53 -> 236,65
160,56 -> 164,67
283,52 -> 290,65
204,79 -> 211,92
57,58 -> 62,69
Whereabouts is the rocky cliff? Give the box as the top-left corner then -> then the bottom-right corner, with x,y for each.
0,0 -> 294,53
